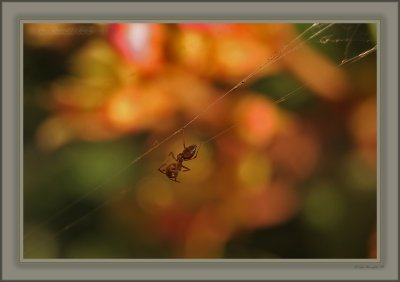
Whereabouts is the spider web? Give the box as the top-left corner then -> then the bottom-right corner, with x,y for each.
23,23 -> 377,258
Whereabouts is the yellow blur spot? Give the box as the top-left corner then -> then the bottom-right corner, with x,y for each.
106,93 -> 142,131
36,116 -> 73,151
238,152 -> 272,188
136,178 -> 175,214
217,38 -> 247,72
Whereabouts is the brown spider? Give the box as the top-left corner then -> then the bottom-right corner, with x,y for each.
158,132 -> 200,183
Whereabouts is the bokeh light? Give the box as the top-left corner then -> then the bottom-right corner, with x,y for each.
23,23 -> 377,259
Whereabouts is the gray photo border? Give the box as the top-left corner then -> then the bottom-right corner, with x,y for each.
18,18 -> 381,265
2,1 -> 398,280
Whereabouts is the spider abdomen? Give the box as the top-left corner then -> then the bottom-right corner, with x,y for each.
181,145 -> 198,160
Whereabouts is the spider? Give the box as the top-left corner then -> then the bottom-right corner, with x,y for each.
158,132 -> 200,183
158,161 -> 190,183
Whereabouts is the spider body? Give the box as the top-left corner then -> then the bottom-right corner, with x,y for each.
158,132 -> 200,183
178,144 -> 198,162
159,163 -> 180,182
158,159 -> 191,183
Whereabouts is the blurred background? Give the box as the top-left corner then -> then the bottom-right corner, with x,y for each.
23,23 -> 377,259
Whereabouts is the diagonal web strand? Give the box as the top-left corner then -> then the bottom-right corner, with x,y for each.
203,45 -> 377,145
24,40 -> 377,258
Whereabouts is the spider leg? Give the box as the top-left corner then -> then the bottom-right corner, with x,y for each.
168,152 -> 178,161
171,177 -> 180,183
181,164 -> 191,172
158,163 -> 167,174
